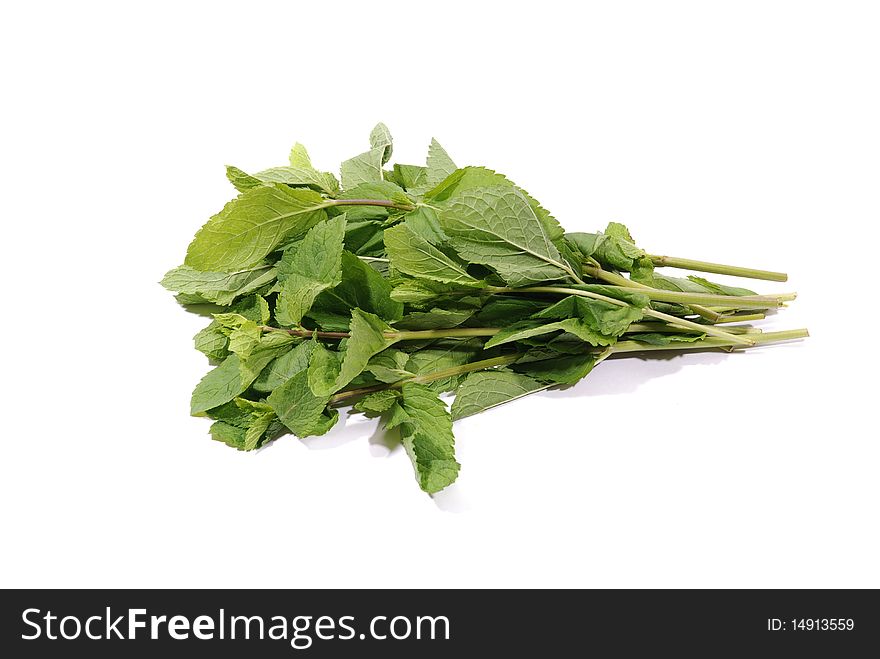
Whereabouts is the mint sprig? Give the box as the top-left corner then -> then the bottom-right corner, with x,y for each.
163,125 -> 807,494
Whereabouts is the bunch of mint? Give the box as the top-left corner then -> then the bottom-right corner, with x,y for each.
163,124 -> 806,494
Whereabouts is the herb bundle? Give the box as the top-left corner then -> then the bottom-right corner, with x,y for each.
163,125 -> 807,493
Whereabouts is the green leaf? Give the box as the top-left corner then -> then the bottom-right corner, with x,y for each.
627,332 -> 706,346
369,123 -> 393,165
184,185 -> 331,271
275,215 -> 347,326
474,297 -> 547,324
229,144 -> 342,196
484,317 -> 616,349
209,398 -> 278,451
160,264 -> 276,306
253,340 -> 316,392
267,369 -> 337,438
404,338 -> 482,392
386,383 -> 459,493
308,251 -> 403,328
194,322 -> 230,361
424,166 -> 563,244
248,166 -> 339,196
390,164 -> 427,191
533,295 -> 644,336
384,222 -> 483,286
687,276 -> 757,297
191,354 -> 243,415
365,349 -> 412,383
308,309 -> 400,396
451,371 -> 548,420
401,206 -> 448,245
354,389 -> 400,415
425,138 -> 457,187
341,147 -> 385,190
393,306 -> 476,330
225,165 -> 263,192
438,185 -> 572,286
512,353 -> 597,386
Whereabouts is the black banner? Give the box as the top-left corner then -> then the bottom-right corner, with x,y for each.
1,589 -> 876,656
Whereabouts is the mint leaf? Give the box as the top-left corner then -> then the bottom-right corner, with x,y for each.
451,371 -> 548,420
341,147 -> 385,190
160,264 -> 276,306
275,215 -> 347,326
191,354 -> 244,415
369,122 -> 393,165
185,185 -> 330,271
425,138 -> 457,187
308,309 -> 400,396
308,251 -> 402,329
267,369 -> 337,438
387,383 -> 459,493
439,185 -> 573,286
384,222 -> 482,286
253,340 -> 316,393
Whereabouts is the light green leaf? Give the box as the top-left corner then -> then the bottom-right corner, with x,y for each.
369,123 -> 393,164
391,163 -> 427,191
404,338 -> 482,392
341,147 -> 385,190
253,340 -> 316,392
275,215 -> 347,326
626,332 -> 706,346
533,295 -> 644,336
451,371 -> 548,420
185,185 -> 331,271
484,317 -> 615,349
438,185 -> 572,286
384,223 -> 482,286
386,383 -> 459,493
160,264 -> 276,306
267,369 -> 337,438
354,390 -> 400,415
225,165 -> 263,192
424,166 -> 563,243
426,138 -> 457,187
249,166 -> 339,196
193,322 -> 229,361
308,309 -> 400,396
191,354 -> 243,415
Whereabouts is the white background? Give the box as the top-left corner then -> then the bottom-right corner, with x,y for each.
1,1 -> 878,588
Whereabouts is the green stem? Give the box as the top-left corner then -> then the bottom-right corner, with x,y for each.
582,264 -> 722,322
501,286 -> 755,345
330,198 -> 415,212
713,312 -> 766,324
594,285 -> 788,309
625,323 -> 760,335
261,325 -> 500,341
648,254 -> 788,282
329,353 -> 520,405
611,328 -> 808,354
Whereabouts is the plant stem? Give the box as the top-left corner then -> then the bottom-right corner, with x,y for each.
648,254 -> 788,282
357,255 -> 390,263
330,198 -> 415,212
713,312 -> 766,324
502,286 -> 755,345
581,264 -> 722,322
610,328 -> 808,354
592,285 -> 788,309
261,325 -> 500,341
625,323 -> 760,335
329,353 -> 521,405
